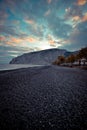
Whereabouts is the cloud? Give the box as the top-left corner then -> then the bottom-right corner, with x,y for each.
0,24 -> 29,39
10,37 -> 23,44
0,35 -> 6,41
0,10 -> 8,25
0,10 -> 8,20
69,12 -> 87,23
0,25 -> 18,36
49,40 -> 55,46
72,16 -> 81,22
3,36 -> 22,46
0,45 -> 34,63
49,20 -> 72,38
11,20 -> 20,25
82,13 -> 87,22
25,37 -> 38,43
65,6 -> 82,20
65,8 -> 87,24
64,6 -> 87,27
65,7 -> 71,13
65,28 -> 87,50
47,35 -> 56,46
47,0 -> 52,4
24,17 -> 45,38
0,35 -> 39,48
47,35 -> 62,47
76,0 -> 87,6
24,19 -> 35,25
26,23 -> 45,38
44,9 -> 51,16
77,21 -> 87,31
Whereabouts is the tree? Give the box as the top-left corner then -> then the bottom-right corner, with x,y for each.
75,53 -> 81,66
66,54 -> 76,64
76,47 -> 87,65
52,56 -> 65,65
79,47 -> 87,59
52,60 -> 60,65
58,56 -> 65,64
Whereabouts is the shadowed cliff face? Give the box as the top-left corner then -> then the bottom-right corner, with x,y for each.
10,49 -> 68,64
0,66 -> 87,130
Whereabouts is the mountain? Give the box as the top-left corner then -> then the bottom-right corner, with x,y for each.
10,48 -> 74,65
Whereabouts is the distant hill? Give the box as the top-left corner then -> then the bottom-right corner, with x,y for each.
10,48 -> 76,65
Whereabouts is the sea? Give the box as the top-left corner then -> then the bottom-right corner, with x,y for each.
0,64 -> 41,71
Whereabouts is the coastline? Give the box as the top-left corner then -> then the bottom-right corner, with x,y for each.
0,64 -> 44,71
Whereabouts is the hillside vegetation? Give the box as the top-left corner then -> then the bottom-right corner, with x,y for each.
53,47 -> 87,67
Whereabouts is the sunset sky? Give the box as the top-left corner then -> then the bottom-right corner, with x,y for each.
0,0 -> 87,63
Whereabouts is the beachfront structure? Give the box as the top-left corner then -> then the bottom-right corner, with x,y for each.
73,58 -> 87,66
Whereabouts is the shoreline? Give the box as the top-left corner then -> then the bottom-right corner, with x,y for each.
0,64 -> 45,71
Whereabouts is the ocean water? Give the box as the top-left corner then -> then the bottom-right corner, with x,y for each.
0,64 -> 42,71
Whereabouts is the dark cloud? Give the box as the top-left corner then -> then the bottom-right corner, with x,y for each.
0,45 -> 35,63
0,25 -> 28,38
62,27 -> 87,51
70,28 -> 87,45
0,10 -> 8,25
65,5 -> 83,19
26,23 -> 45,38
51,22 -> 72,38
0,25 -> 18,36
77,21 -> 87,31
47,15 -> 72,38
0,10 -> 8,20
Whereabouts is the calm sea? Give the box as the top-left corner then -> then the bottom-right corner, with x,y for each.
0,64 -> 41,71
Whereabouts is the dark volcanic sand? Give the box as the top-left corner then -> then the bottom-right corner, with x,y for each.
0,65 -> 87,130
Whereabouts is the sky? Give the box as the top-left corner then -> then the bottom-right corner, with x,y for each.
0,0 -> 87,63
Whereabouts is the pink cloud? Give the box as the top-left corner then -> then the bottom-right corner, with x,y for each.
24,19 -> 35,25
25,37 -> 38,43
82,13 -> 87,22
47,0 -> 52,4
76,0 -> 87,6
0,35 -> 6,41
65,7 -> 87,24
72,16 -> 81,22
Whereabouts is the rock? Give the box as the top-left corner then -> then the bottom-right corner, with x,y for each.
10,49 -> 68,65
